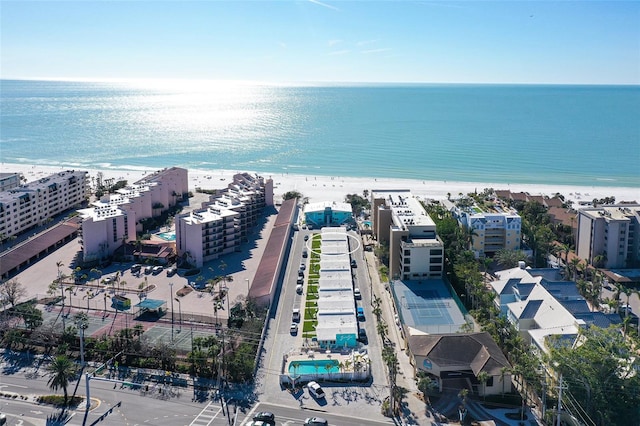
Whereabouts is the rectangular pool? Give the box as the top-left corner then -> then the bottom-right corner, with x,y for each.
288,359 -> 340,374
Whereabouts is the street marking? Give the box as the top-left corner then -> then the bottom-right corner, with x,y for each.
189,401 -> 222,426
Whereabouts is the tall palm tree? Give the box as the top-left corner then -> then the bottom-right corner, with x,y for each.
47,355 -> 76,407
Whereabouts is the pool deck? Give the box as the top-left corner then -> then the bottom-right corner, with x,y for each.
282,350 -> 371,384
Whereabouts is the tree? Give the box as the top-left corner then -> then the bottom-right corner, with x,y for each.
16,302 -> 43,330
283,191 -> 303,201
476,371 -> 490,400
494,249 -> 529,269
47,355 -> 77,407
0,278 -> 28,308
547,326 -> 640,426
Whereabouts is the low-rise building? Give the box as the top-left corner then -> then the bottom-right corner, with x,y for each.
490,263 -> 620,355
303,201 -> 353,229
449,197 -> 521,257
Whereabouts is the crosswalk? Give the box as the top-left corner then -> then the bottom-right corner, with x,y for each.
189,401 -> 223,426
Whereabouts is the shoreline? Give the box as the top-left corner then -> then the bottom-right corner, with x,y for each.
3,161 -> 639,206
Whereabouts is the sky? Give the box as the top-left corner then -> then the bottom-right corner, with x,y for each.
1,1 -> 639,85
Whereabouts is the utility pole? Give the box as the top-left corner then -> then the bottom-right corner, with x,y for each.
175,298 -> 182,333
556,374 -> 565,426
169,282 -> 174,341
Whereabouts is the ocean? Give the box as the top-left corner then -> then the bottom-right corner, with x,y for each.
1,79 -> 639,187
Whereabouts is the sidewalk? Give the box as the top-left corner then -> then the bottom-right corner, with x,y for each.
364,249 -> 437,426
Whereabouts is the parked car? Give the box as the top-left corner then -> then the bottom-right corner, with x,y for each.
166,266 -> 177,277
354,288 -> 361,299
144,265 -> 153,274
152,265 -> 163,275
307,381 -> 325,399
131,264 -> 142,273
298,269 -> 304,277
290,323 -> 298,335
357,306 -> 365,321
252,411 -> 275,422
351,259 -> 357,268
302,250 -> 308,258
304,235 -> 309,241
304,417 -> 328,426
296,284 -> 303,294
292,308 -> 300,322
297,276 -> 304,285
300,262 -> 306,270
358,328 -> 368,343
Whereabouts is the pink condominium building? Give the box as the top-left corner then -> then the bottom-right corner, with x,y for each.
78,167 -> 188,264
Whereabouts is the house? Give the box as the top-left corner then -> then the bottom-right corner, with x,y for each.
407,332 -> 512,396
490,263 -> 621,355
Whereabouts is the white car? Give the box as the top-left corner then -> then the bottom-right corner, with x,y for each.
307,381 -> 325,399
290,323 -> 298,334
354,288 -> 361,299
296,284 -> 303,294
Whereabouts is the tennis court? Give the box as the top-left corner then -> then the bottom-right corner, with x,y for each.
392,280 -> 467,334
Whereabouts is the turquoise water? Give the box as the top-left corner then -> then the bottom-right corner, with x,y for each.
288,359 -> 340,375
156,231 -> 176,241
1,80 -> 638,187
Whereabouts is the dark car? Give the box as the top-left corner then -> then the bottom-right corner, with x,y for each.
253,411 -> 275,422
358,328 -> 367,343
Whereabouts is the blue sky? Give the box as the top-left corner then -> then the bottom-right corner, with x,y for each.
1,1 -> 639,84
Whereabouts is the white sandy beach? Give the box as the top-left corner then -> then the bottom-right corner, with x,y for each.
3,162 -> 639,207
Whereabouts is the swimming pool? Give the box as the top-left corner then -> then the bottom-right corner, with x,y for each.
156,231 -> 176,241
288,359 -> 340,375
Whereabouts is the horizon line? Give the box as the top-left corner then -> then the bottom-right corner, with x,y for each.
2,77 -> 639,88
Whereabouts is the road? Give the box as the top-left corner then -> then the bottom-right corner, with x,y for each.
253,227 -> 392,423
241,402 -> 393,426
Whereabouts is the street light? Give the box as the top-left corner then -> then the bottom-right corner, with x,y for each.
174,298 -> 182,333
169,282 -> 174,341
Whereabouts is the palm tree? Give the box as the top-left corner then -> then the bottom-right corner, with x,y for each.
47,355 -> 76,407
476,371 -> 490,400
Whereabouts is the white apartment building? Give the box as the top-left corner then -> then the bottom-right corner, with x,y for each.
371,190 -> 444,281
0,173 -> 21,192
449,199 -> 521,257
0,170 -> 89,239
576,204 -> 640,268
175,173 -> 273,267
